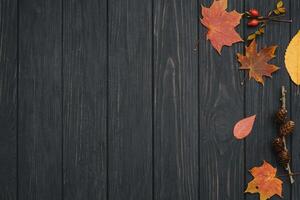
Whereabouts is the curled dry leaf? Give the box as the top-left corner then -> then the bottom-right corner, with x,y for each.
245,161 -> 283,200
200,0 -> 243,54
233,115 -> 256,139
285,30 -> 300,85
237,39 -> 279,85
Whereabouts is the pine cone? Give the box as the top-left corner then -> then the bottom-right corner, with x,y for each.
277,150 -> 290,168
275,108 -> 288,124
272,137 -> 285,153
279,120 -> 295,137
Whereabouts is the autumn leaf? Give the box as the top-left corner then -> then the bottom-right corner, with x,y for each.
237,39 -> 279,85
246,161 -> 283,200
233,115 -> 256,139
285,30 -> 300,85
200,0 -> 243,54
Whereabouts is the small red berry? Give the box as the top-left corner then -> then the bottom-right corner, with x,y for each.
247,19 -> 259,27
249,9 -> 260,17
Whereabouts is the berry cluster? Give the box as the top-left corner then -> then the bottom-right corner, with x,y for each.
244,1 -> 290,41
247,9 -> 260,27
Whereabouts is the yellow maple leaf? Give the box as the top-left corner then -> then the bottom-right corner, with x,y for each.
285,30 -> 300,85
245,161 -> 283,200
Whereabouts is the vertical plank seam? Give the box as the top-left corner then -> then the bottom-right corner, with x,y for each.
197,0 -> 200,199
17,0 -> 20,198
106,0 -> 110,199
61,0 -> 64,199
151,0 -> 155,199
242,0 -> 246,199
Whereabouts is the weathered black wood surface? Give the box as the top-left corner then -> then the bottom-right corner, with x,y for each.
1,0 -> 300,199
0,0 -> 17,199
63,0 -> 107,199
154,0 -> 198,199
108,0 -> 152,199
18,0 -> 62,199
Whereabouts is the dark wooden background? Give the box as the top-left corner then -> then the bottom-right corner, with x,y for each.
1,0 -> 300,199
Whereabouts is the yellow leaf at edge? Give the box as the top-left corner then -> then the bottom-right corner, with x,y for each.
277,0 -> 283,8
285,30 -> 300,85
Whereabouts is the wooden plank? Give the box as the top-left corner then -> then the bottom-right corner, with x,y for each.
198,0 -> 244,199
245,0 -> 291,199
290,0 -> 300,199
0,0 -> 17,199
63,0 -> 107,199
108,0 -> 152,199
153,0 -> 198,199
18,0 -> 62,199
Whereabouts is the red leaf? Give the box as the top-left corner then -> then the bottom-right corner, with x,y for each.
233,115 -> 256,139
200,0 -> 243,54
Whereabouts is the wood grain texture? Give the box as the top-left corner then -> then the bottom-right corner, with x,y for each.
2,0 -> 300,199
0,0 -> 17,199
108,0 -> 152,199
63,0 -> 107,199
245,0 -> 291,199
290,0 -> 300,199
18,0 -> 62,199
198,0 -> 244,199
153,0 -> 198,199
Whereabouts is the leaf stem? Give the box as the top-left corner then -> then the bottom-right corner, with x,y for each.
193,39 -> 199,51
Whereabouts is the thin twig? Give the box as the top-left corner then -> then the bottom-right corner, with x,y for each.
255,15 -> 292,23
277,172 -> 300,177
268,19 -> 292,23
281,86 -> 295,184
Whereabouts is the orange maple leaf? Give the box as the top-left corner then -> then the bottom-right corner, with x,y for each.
200,0 -> 243,54
245,161 -> 283,200
237,40 -> 279,85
